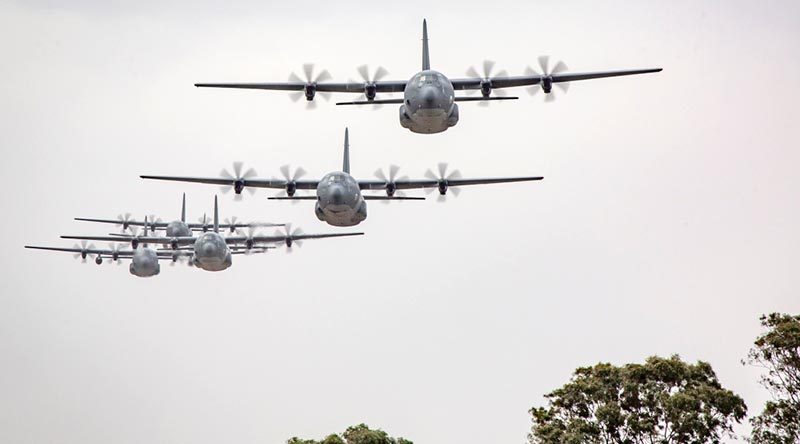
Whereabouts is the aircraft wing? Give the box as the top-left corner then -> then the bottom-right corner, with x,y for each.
451,68 -> 662,90
74,217 -> 169,229
358,176 -> 543,191
60,235 -> 197,246
140,175 -> 320,191
25,245 -> 126,256
223,231 -> 364,245
195,80 -> 407,94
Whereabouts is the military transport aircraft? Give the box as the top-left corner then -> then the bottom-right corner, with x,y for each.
140,128 -> 543,227
75,193 -> 282,235
26,214 -> 276,277
194,19 -> 662,134
59,197 -> 364,271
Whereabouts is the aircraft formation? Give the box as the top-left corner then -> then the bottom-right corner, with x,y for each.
27,19 -> 662,276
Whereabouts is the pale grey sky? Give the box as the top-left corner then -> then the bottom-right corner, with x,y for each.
1,0 -> 799,443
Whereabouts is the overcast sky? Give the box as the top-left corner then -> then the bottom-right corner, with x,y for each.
1,0 -> 799,443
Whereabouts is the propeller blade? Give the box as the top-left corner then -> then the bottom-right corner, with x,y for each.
302,63 -> 315,82
482,60 -> 495,78
373,66 -> 388,82
357,64 -> 370,82
538,55 -> 550,75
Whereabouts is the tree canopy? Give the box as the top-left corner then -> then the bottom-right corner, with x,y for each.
745,313 -> 800,444
288,424 -> 411,444
528,355 -> 746,444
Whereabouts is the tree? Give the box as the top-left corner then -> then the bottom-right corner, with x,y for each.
288,424 -> 411,444
528,355 -> 747,444
745,313 -> 800,444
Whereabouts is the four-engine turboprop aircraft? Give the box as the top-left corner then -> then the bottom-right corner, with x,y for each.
140,128 -> 544,227
194,19 -> 662,134
61,196 -> 364,271
25,241 -> 273,278
75,193 -> 283,235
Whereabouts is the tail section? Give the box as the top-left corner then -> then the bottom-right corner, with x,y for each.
213,195 -> 219,233
422,19 -> 430,70
181,193 -> 186,223
343,127 -> 351,174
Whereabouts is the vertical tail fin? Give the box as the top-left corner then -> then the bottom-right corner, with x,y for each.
343,127 -> 350,174
181,193 -> 186,223
143,216 -> 149,248
213,195 -> 219,233
422,19 -> 430,70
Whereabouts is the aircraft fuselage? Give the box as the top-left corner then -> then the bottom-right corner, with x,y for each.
399,70 -> 458,134
130,248 -> 160,277
314,171 -> 367,227
192,232 -> 232,271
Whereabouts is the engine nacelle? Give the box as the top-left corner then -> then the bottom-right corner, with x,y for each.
480,79 -> 492,97
234,179 -> 245,194
385,182 -> 397,197
304,84 -> 316,101
365,83 -> 377,101
170,238 -> 179,250
542,77 -> 553,94
131,238 -> 140,249
286,182 -> 297,197
438,181 -> 448,195
95,256 -> 103,265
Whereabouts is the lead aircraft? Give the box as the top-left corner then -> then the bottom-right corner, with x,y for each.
141,128 -> 544,227
194,20 -> 662,134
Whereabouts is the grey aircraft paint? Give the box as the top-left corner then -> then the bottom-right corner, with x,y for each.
193,19 -> 661,135
191,196 -> 233,271
313,128 -> 367,227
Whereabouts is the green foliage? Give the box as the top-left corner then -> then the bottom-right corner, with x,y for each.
528,355 -> 746,444
288,424 -> 411,444
746,313 -> 800,444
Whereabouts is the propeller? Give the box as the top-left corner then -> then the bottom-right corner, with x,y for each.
424,162 -> 462,202
273,164 -> 307,199
353,64 -> 390,107
169,251 -> 190,266
116,213 -> 134,233
220,162 -> 258,199
235,226 -> 261,254
145,214 -> 163,233
274,224 -> 304,252
107,242 -> 124,265
466,60 -> 508,106
72,240 -> 96,263
374,164 -> 409,201
288,63 -> 332,108
224,216 -> 239,233
525,55 -> 569,101
197,214 -> 211,232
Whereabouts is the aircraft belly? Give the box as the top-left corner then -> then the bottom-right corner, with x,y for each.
320,203 -> 365,227
409,108 -> 450,134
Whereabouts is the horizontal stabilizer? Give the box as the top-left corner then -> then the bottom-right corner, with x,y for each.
363,195 -> 425,201
454,96 -> 518,102
336,98 -> 405,106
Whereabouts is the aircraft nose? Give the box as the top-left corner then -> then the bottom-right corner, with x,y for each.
422,88 -> 437,108
329,186 -> 345,205
201,243 -> 215,256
